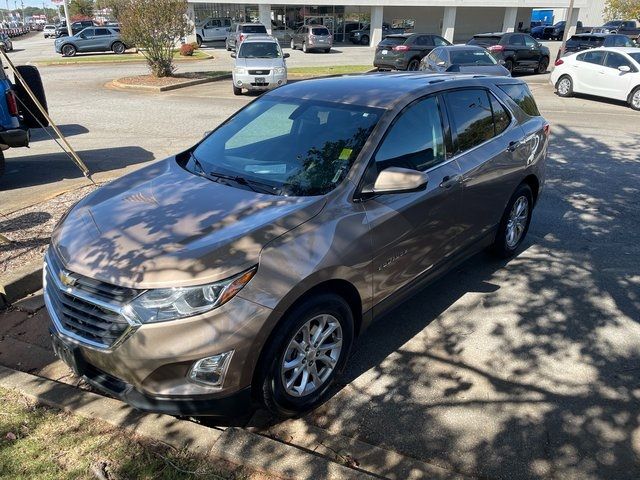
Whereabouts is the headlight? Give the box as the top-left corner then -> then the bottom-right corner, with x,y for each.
123,266 -> 257,324
234,67 -> 246,75
274,66 -> 286,75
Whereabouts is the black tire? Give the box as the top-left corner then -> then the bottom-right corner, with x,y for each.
491,183 -> 533,258
258,293 -> 354,417
61,44 -> 76,57
629,86 -> 640,111
505,59 -> 514,73
324,48 -> 330,53
302,42 -> 307,53
111,41 -> 125,54
196,35 -> 202,47
360,35 -> 369,46
556,75 -> 573,97
290,38 -> 295,50
233,85 -> 242,96
537,56 -> 549,74
14,65 -> 49,129
407,58 -> 420,71
0,149 -> 5,178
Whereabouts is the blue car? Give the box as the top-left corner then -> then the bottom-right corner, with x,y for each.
55,26 -> 127,57
0,59 -> 48,177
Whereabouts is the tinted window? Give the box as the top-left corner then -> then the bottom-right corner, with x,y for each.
508,34 -> 525,46
450,49 -> 496,65
497,83 -> 541,117
628,53 -> 640,63
242,25 -> 267,34
604,52 -> 633,69
311,27 -> 330,36
191,99 -> 381,196
81,28 -> 94,36
446,89 -> 495,153
605,35 -> 632,47
433,36 -> 449,46
379,36 -> 407,46
95,28 -> 111,36
469,36 -> 500,46
579,50 -> 606,65
523,35 -> 537,47
415,35 -> 433,46
238,41 -> 281,58
489,94 -> 511,135
375,96 -> 446,172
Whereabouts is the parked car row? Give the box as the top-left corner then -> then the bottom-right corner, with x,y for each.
0,26 -> 30,38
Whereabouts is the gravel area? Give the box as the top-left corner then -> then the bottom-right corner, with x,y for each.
115,71 -> 228,87
0,185 -> 98,275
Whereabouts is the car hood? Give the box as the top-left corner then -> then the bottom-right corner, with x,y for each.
235,57 -> 285,69
51,158 -> 325,289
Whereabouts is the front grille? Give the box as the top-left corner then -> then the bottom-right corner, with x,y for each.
248,69 -> 270,75
44,250 -> 140,349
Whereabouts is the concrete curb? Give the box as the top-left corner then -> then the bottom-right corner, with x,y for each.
36,50 -> 215,67
110,73 -> 231,92
0,260 -> 43,308
0,365 -> 377,479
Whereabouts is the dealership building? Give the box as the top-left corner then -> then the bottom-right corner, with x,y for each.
186,0 -> 603,45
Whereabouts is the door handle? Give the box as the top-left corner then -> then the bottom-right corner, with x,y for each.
506,140 -> 521,152
439,174 -> 461,189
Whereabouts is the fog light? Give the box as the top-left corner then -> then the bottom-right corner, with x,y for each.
188,351 -> 233,387
277,80 -> 283,85
236,80 -> 243,86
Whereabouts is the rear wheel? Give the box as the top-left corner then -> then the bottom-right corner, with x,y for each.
61,44 -> 76,57
0,150 -> 5,178
258,293 -> 354,417
556,75 -> 573,97
491,184 -> 533,258
537,56 -> 549,74
290,38 -> 295,50
407,58 -> 420,71
629,86 -> 640,111
505,59 -> 514,73
14,65 -> 49,129
196,35 -> 202,47
302,42 -> 307,53
111,41 -> 125,54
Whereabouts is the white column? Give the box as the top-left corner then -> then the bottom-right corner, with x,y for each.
259,4 -> 271,35
441,7 -> 456,43
502,7 -> 518,33
565,7 -> 580,39
370,6 -> 383,47
185,3 -> 197,44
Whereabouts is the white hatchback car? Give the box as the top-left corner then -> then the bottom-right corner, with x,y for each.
550,47 -> 640,110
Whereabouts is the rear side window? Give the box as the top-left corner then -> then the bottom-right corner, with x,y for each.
497,83 -> 541,117
311,27 -> 330,36
445,89 -> 495,153
242,25 -> 267,34
95,28 -> 111,36
508,34 -> 525,46
375,96 -> 446,172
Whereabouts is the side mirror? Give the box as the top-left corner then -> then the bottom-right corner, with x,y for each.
365,167 -> 429,196
283,52 -> 290,58
618,65 -> 631,73
230,52 -> 236,58
498,59 -> 506,65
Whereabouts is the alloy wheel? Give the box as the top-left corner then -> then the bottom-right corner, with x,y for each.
557,78 -> 571,96
505,196 -> 529,248
280,314 -> 343,397
631,90 -> 640,110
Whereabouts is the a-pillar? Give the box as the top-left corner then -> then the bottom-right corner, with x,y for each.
370,6 -> 383,47
502,7 -> 518,33
441,7 -> 456,43
259,4 -> 272,34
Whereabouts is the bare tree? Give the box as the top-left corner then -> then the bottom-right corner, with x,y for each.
119,0 -> 191,77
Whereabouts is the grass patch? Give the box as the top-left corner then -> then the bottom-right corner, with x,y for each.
40,49 -> 211,65
287,65 -> 372,76
0,387 -> 259,479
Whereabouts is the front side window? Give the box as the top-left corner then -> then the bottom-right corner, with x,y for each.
523,35 -> 537,47
446,89 -> 495,153
81,28 -> 94,37
415,35 -> 433,46
238,41 -> 281,58
604,52 -> 633,70
189,98 -> 382,196
508,35 -> 525,46
375,96 -> 446,172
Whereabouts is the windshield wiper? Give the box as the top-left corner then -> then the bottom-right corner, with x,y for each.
208,171 -> 279,195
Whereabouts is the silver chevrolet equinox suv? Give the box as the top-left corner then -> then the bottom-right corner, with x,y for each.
45,73 -> 549,418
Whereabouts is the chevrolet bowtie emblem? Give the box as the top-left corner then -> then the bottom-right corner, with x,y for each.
59,270 -> 75,288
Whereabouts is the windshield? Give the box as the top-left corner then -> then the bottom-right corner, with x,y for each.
188,98 -> 382,196
238,41 -> 281,58
450,49 -> 496,65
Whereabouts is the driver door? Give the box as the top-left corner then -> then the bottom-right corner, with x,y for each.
77,28 -> 95,52
361,95 -> 463,309
598,51 -> 636,101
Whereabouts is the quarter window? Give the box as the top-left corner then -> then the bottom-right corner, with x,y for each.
446,89 -> 496,153
497,83 -> 541,117
375,96 -> 446,172
489,95 -> 511,135
433,36 -> 449,46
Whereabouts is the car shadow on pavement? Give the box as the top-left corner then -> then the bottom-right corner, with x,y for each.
28,124 -> 90,143
0,146 -> 154,191
252,124 -> 640,479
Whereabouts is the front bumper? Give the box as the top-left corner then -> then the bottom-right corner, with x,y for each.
233,72 -> 287,91
0,127 -> 29,148
51,329 -> 252,417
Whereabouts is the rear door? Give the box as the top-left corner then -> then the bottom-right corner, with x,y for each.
507,34 -> 528,67
93,28 -> 113,51
444,88 -> 526,243
362,95 -> 464,308
575,50 -> 607,94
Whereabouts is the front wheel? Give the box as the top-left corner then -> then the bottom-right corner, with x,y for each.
302,42 -> 307,53
290,38 -> 295,50
61,44 -> 76,57
232,85 -> 242,96
504,59 -> 514,73
111,41 -> 125,54
258,293 -> 354,417
196,35 -> 202,47
491,184 -> 533,258
629,86 -> 640,111
407,58 -> 420,71
537,57 -> 549,74
556,75 -> 573,97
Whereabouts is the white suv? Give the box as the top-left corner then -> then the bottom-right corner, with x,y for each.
231,36 -> 289,95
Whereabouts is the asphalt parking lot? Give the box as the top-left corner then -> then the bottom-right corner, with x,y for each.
1,34 -> 639,480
